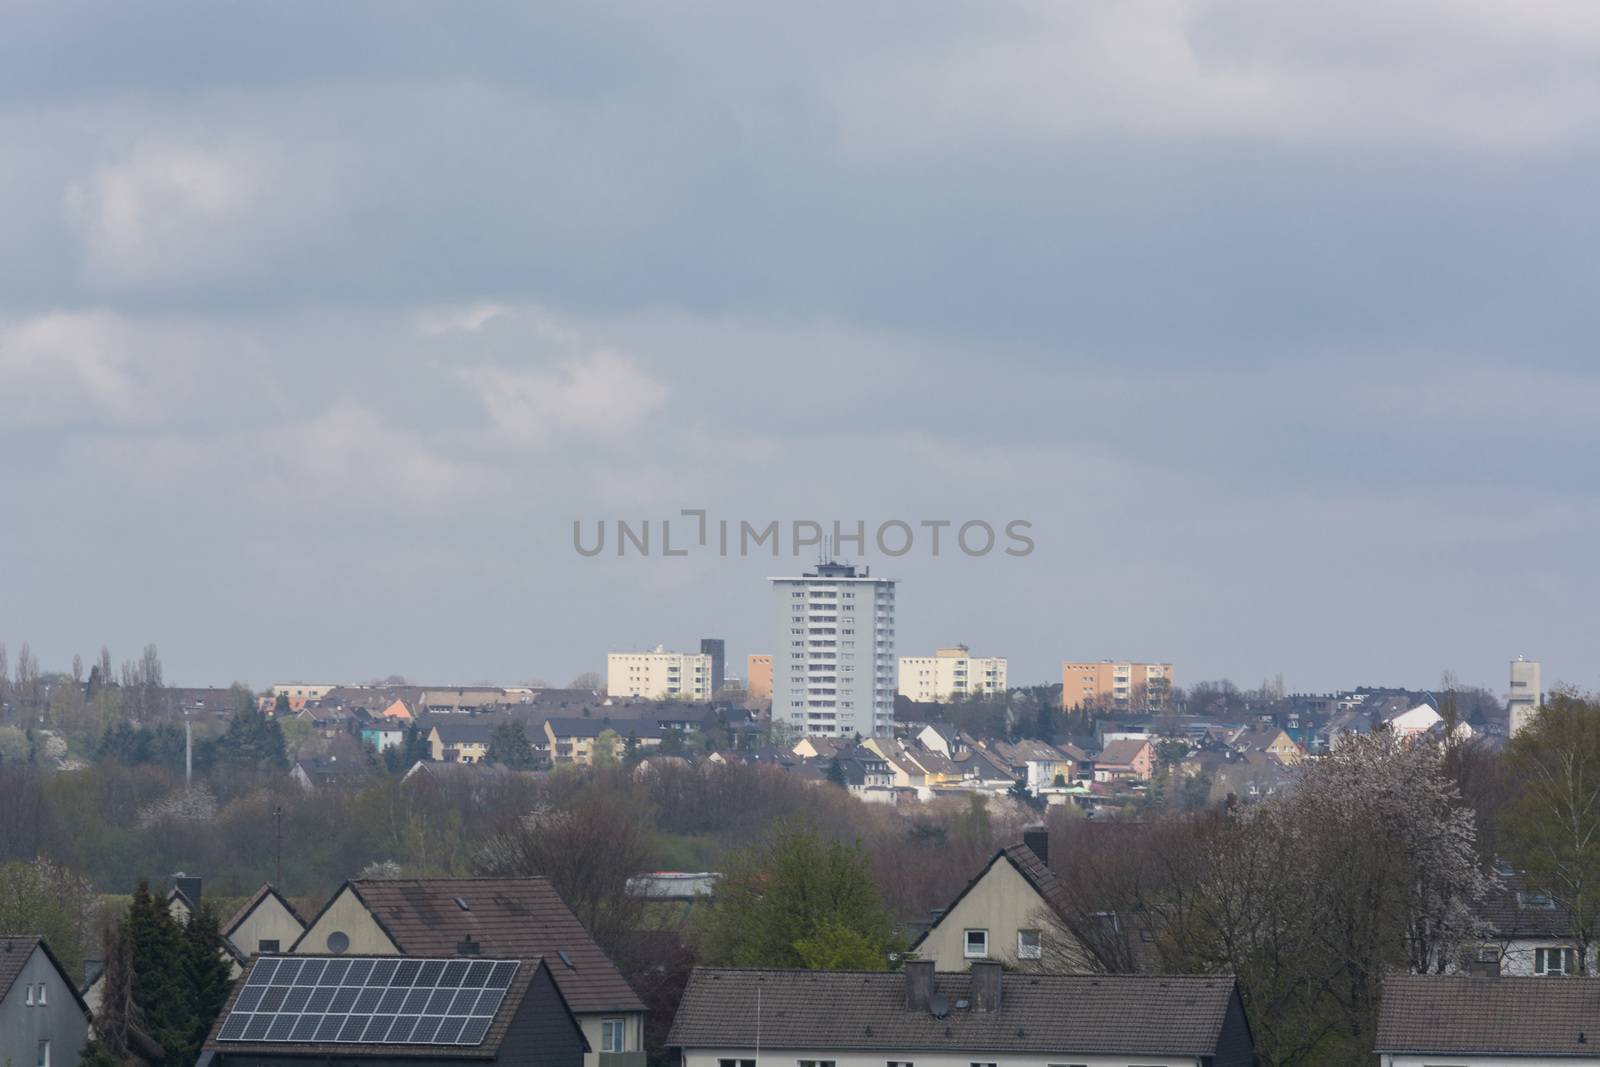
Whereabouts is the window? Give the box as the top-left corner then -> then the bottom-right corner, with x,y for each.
25,984 -> 33,1005
1018,928 -> 1042,959
964,929 -> 988,958
971,1062 -> 997,1067
601,1018 -> 626,1053
37,1042 -> 49,1067
798,1061 -> 836,1067
36,983 -> 45,1005
718,1060 -> 755,1067
258,939 -> 280,953
888,1062 -> 914,1067
1537,947 -> 1580,975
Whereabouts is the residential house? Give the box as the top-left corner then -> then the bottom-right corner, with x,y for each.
223,883 -> 308,959
543,718 -> 664,765
380,697 -> 414,724
429,720 -> 498,764
669,962 -> 1253,1067
1093,738 -> 1155,782
910,829 -> 1091,971
1224,726 -> 1305,764
792,736 -> 851,760
1465,868 -> 1585,976
201,953 -> 588,1067
0,936 -> 92,1067
358,719 -> 406,752
290,877 -> 645,1067
916,723 -> 973,759
292,756 -> 372,790
982,738 -> 1071,792
1376,974 -> 1600,1065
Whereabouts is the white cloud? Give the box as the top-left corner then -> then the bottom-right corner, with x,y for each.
459,350 -> 668,447
826,0 -> 1600,154
0,310 -> 193,424
267,403 -> 495,505
415,302 -> 509,336
62,136 -> 339,287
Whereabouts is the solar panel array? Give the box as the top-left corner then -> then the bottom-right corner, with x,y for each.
215,956 -> 521,1046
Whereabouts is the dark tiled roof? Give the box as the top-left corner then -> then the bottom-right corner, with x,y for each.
544,717 -> 665,741
1377,975 -> 1600,1055
341,878 -> 644,1014
202,953 -> 546,1059
668,968 -> 1238,1057
431,720 -> 500,745
1474,871 -> 1574,939
0,935 -> 39,1003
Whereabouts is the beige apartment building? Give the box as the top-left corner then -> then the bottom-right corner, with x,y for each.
606,646 -> 712,701
1061,660 -> 1174,710
746,654 -> 772,701
898,644 -> 1008,702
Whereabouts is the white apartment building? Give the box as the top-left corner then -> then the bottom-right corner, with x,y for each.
1509,656 -> 1543,736
772,560 -> 896,738
899,644 -> 1007,701
606,646 -> 713,701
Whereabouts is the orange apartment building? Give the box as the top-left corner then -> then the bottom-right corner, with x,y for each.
1061,660 -> 1174,711
746,654 -> 772,702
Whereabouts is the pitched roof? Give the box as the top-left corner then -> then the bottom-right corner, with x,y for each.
222,883 -> 307,941
314,878 -> 644,1014
908,843 -> 1067,952
668,968 -> 1240,1057
0,936 -> 93,1020
431,720 -> 500,745
1474,871 -> 1575,939
1096,738 -> 1151,766
1377,974 -> 1600,1055
545,717 -> 665,741
201,954 -> 567,1059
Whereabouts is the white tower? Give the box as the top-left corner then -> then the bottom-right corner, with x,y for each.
771,560 -> 896,738
1509,656 -> 1543,736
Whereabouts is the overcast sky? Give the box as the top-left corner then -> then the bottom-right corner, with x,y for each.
3,2 -> 1598,695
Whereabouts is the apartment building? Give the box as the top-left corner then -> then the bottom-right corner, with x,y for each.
772,560 -> 896,738
899,644 -> 1007,701
746,654 -> 772,701
1061,660 -> 1174,711
1509,656 -> 1543,736
606,647 -> 713,701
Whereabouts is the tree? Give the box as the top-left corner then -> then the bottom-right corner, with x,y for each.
215,703 -> 289,772
476,777 -> 652,957
273,692 -> 291,716
591,729 -> 620,768
570,672 -> 602,690
1503,690 -> 1600,972
0,857 -> 100,979
826,756 -> 847,787
182,903 -> 234,1054
486,721 -> 537,769
696,819 -> 897,969
126,881 -> 195,1064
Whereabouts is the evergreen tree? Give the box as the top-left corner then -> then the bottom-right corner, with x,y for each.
182,903 -> 234,1055
825,756 -> 848,788
485,721 -> 536,769
215,703 -> 289,771
126,882 -> 195,1065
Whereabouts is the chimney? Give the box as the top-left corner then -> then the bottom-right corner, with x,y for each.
970,960 -> 1002,1013
1022,826 -> 1049,867
904,959 -> 934,1012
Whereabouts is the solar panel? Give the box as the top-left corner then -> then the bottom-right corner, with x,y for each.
216,957 -> 519,1048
